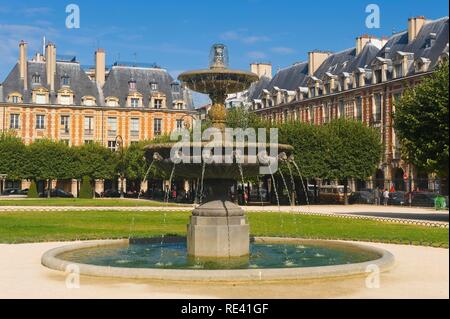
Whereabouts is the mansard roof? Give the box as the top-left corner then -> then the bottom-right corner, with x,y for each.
1,61 -> 101,105
265,61 -> 309,91
313,47 -> 356,79
1,60 -> 194,109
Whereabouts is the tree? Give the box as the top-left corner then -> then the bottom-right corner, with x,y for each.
26,139 -> 78,198
394,61 -> 449,183
74,143 -> 117,181
123,141 -> 149,193
324,119 -> 383,204
226,106 -> 269,129
27,180 -> 39,198
79,176 -> 93,199
0,132 -> 28,180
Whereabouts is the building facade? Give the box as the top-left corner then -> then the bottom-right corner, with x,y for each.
248,16 -> 449,193
0,41 -> 197,195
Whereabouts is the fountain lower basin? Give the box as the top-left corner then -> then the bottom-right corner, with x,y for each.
41,237 -> 395,282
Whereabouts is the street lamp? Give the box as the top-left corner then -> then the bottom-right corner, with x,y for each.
115,135 -> 125,199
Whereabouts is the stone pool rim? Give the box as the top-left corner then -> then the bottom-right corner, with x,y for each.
41,237 -> 395,282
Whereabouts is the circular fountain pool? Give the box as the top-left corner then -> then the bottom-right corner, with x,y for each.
42,237 -> 395,282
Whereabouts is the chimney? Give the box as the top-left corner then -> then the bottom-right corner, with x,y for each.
19,40 -> 28,90
95,48 -> 106,87
408,16 -> 426,44
45,42 -> 56,91
308,51 -> 330,76
356,35 -> 372,55
250,63 -> 272,79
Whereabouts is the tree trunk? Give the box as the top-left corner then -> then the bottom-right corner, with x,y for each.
343,178 -> 349,205
47,179 -> 51,198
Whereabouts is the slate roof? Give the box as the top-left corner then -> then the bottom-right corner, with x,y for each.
1,59 -> 194,109
261,61 -> 309,93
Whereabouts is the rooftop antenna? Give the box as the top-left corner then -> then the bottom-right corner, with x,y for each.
42,36 -> 46,55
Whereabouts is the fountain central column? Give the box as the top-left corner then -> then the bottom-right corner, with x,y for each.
187,179 -> 250,258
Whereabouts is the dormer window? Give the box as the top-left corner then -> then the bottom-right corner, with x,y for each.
130,98 -> 139,108
171,82 -> 180,92
150,82 -> 158,91
154,99 -> 163,109
61,74 -> 70,86
106,97 -> 119,107
32,73 -> 41,84
426,33 -> 437,48
8,93 -> 22,104
394,63 -> 403,78
128,78 -> 137,91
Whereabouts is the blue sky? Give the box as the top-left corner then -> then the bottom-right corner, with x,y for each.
0,0 -> 448,105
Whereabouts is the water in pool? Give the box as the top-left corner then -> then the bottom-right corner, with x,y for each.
58,241 -> 380,270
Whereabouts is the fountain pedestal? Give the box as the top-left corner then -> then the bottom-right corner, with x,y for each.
187,179 -> 249,258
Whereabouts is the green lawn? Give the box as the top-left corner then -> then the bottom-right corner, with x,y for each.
0,210 -> 447,247
0,198 -> 187,207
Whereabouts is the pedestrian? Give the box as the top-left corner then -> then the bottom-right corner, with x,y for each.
383,188 -> 390,206
373,187 -> 380,205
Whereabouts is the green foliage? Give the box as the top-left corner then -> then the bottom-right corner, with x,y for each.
278,122 -> 328,179
26,139 -> 77,181
74,143 -> 117,180
394,61 -> 449,177
278,119 -> 382,181
123,141 -> 149,182
0,132 -> 28,180
323,119 -> 383,181
27,180 -> 39,198
226,106 -> 270,129
79,176 -> 93,199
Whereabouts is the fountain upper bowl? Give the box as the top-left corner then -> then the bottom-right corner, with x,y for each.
178,69 -> 259,95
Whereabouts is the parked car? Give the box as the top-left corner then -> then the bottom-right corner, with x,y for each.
40,188 -> 74,198
408,192 -> 447,208
349,191 -> 375,204
388,191 -> 406,206
1,188 -> 28,196
318,185 -> 350,204
102,189 -> 121,198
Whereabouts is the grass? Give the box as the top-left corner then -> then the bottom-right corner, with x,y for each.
0,210 -> 447,247
0,198 -> 187,207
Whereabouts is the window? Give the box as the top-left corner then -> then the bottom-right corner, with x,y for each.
130,118 -> 139,137
11,95 -> 20,103
338,100 -> 345,118
83,98 -> 95,106
154,99 -> 163,109
60,94 -> 71,105
107,140 -> 117,151
355,97 -> 363,121
154,118 -> 162,135
323,105 -> 330,123
176,119 -> 184,131
61,75 -> 70,86
150,82 -> 158,91
84,116 -> 94,135
309,107 -> 314,123
128,80 -> 137,91
175,102 -> 184,110
130,98 -> 139,108
35,93 -> 46,104
309,87 -> 316,98
374,69 -> 383,84
36,115 -> 45,129
107,117 -> 117,136
373,94 -> 382,123
32,73 -> 41,84
345,103 -> 354,119
60,115 -> 70,134
9,114 -> 20,129
394,64 -> 403,78
106,98 -> 119,107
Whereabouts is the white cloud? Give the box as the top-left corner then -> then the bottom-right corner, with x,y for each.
247,51 -> 268,59
220,30 -> 270,44
271,47 -> 296,54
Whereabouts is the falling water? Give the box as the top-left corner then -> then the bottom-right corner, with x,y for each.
278,168 -> 293,207
198,161 -> 206,204
138,159 -> 155,200
291,160 -> 310,208
164,163 -> 177,203
286,162 -> 297,205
